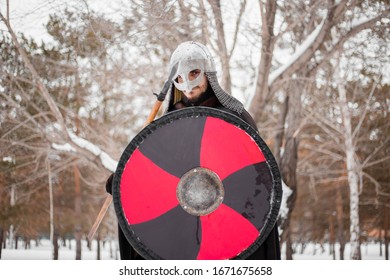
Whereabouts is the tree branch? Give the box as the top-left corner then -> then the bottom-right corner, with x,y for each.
269,14 -> 328,88
0,11 -> 68,136
309,9 -> 390,76
228,0 -> 247,59
352,81 -> 377,140
361,138 -> 390,168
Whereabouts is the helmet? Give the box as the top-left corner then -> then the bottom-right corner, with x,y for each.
168,41 -> 244,114
169,41 -> 216,92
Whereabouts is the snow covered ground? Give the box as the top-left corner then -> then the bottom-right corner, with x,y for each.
282,242 -> 386,260
1,239 -> 388,280
1,239 -> 387,260
2,239 -> 118,260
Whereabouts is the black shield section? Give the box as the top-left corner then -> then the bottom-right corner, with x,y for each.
139,116 -> 206,177
131,206 -> 201,260
222,162 -> 272,231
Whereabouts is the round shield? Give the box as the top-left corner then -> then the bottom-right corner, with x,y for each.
112,107 -> 282,259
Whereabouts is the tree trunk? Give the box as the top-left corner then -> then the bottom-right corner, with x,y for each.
0,226 -> 3,259
336,187 -> 345,260
15,235 -> 18,250
0,182 -> 4,260
379,228 -> 382,257
97,231 -> 101,260
279,84 -> 301,259
329,215 -> 336,260
74,164 -> 82,260
338,83 -> 361,260
47,158 -> 56,259
75,229 -> 82,260
110,239 -> 114,259
273,94 -> 289,165
285,229 -> 294,259
9,186 -> 15,249
384,203 -> 389,260
249,0 -> 276,121
87,236 -> 91,251
24,237 -> 30,249
208,0 -> 232,92
53,230 -> 59,260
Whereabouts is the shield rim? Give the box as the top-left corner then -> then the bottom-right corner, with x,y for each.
112,106 -> 282,260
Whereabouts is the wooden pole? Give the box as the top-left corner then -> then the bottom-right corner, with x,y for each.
88,99 -> 164,242
88,195 -> 113,242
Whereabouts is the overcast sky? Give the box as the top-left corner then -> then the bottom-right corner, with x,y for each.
1,0 -> 121,42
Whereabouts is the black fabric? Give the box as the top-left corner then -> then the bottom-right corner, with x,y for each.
245,226 -> 281,260
107,87 -> 281,260
105,173 -> 114,195
118,224 -> 143,260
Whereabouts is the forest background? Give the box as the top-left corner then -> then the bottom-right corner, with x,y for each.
0,0 -> 389,260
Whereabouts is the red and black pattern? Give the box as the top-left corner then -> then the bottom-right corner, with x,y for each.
112,107 -> 282,260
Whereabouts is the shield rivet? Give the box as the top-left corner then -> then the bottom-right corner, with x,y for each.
176,167 -> 224,216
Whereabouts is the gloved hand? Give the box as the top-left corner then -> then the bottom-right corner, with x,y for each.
105,173 -> 114,195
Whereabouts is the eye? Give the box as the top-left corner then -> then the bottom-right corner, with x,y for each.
189,69 -> 201,78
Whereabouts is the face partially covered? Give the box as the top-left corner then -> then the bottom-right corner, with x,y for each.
173,59 -> 209,102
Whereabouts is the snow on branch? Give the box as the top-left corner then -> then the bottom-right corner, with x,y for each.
278,180 -> 293,236
51,143 -> 76,153
309,10 -> 389,76
279,180 -> 293,221
268,16 -> 326,86
51,126 -> 118,173
68,131 -> 118,172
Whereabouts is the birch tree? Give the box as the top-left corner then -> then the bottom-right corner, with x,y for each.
337,71 -> 361,260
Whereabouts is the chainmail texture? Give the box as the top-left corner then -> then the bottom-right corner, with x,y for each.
205,72 -> 244,115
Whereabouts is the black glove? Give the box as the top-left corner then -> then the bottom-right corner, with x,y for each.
105,173 -> 114,195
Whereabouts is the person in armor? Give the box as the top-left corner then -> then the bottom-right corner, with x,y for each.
106,41 -> 281,260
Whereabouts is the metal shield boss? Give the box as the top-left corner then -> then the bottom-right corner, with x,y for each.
112,107 -> 282,259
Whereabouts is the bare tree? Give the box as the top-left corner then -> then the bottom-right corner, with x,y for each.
246,0 -> 389,259
337,69 -> 362,260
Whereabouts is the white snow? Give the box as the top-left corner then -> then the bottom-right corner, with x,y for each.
268,16 -> 326,86
99,151 -> 118,172
68,130 -> 118,172
2,238 -> 117,260
2,156 -> 15,163
51,132 -> 118,172
52,142 -> 76,153
279,180 -> 293,223
1,238 -> 386,260
50,126 -> 118,172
